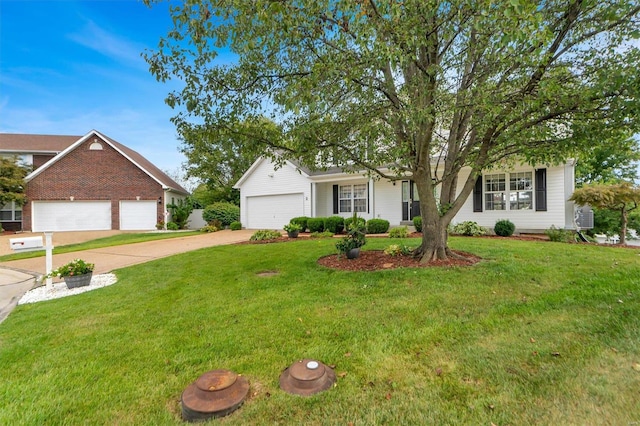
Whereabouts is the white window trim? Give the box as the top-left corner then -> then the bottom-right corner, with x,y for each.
338,183 -> 368,214
484,171 -> 533,211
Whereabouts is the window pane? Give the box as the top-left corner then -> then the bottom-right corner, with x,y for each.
354,199 -> 367,212
510,191 -> 532,210
485,193 -> 505,210
339,200 -> 351,213
15,211 -> 22,220
353,184 -> 367,198
0,211 -> 12,220
510,172 -> 532,191
339,186 -> 351,199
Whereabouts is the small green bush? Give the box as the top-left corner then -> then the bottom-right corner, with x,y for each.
324,216 -> 345,234
308,217 -> 326,233
166,221 -> 179,231
450,221 -> 486,236
388,226 -> 409,238
200,225 -> 219,233
202,202 -> 240,227
230,221 -> 242,231
494,219 -> 515,237
413,216 -> 422,232
366,218 -> 390,234
310,231 -> 334,238
344,216 -> 366,231
250,230 -> 282,241
290,216 -> 309,232
545,225 -> 574,242
383,243 -> 412,256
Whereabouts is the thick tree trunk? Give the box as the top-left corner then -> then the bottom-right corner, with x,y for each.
411,173 -> 455,263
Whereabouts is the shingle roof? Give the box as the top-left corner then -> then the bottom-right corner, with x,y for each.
0,133 -> 79,153
3,131 -> 189,194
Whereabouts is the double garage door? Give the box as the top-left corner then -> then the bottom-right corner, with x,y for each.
31,201 -> 157,232
246,193 -> 304,229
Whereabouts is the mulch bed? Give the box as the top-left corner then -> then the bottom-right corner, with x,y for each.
317,249 -> 481,271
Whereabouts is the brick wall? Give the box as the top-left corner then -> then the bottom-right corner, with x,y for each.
23,136 -> 164,230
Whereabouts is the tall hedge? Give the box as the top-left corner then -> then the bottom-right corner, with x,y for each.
202,202 -> 240,227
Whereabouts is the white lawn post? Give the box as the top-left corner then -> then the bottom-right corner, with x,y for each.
44,232 -> 54,288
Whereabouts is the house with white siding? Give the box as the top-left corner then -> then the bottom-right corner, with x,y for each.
233,156 -> 577,233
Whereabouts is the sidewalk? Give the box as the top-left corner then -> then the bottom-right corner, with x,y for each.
0,230 -> 255,323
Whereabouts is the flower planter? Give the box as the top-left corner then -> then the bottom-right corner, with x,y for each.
346,248 -> 360,259
63,272 -> 93,289
287,230 -> 299,238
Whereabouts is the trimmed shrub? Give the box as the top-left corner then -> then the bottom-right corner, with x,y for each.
450,221 -> 486,236
344,216 -> 366,231
413,216 -> 422,233
230,221 -> 242,231
202,202 -> 240,227
166,221 -> 179,231
324,216 -> 345,234
250,230 -> 282,241
494,219 -> 515,237
366,218 -> 390,234
308,217 -> 325,233
290,216 -> 309,232
388,226 -> 409,238
200,225 -> 219,233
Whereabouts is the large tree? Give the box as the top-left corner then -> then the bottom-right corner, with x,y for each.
144,0 -> 640,262
0,157 -> 28,208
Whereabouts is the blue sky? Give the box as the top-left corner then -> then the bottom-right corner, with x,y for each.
0,0 -> 187,174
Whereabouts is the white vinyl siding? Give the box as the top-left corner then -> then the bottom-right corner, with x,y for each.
32,201 -> 111,232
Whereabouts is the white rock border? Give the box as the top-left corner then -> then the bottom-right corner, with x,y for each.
18,273 -> 118,305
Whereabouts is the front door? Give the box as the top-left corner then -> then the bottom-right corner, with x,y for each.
401,181 -> 421,221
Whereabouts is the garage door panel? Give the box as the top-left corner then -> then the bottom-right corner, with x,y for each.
246,193 -> 304,229
32,201 -> 111,232
120,201 -> 156,230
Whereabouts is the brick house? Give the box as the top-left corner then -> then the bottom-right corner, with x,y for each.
0,130 -> 189,232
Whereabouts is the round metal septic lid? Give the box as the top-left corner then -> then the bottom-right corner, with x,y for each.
182,372 -> 249,421
195,369 -> 237,392
289,359 -> 326,381
279,359 -> 336,396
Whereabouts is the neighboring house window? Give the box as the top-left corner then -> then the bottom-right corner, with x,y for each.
338,184 -> 368,213
0,202 -> 22,221
509,172 -> 533,210
484,173 -> 506,210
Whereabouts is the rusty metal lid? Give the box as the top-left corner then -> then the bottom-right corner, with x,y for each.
181,369 -> 249,422
279,359 -> 336,396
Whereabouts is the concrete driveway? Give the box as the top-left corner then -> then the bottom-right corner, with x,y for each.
0,229 -> 255,323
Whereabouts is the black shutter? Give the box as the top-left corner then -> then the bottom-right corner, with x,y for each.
333,185 -> 339,214
535,169 -> 547,211
473,176 -> 483,212
367,182 -> 370,213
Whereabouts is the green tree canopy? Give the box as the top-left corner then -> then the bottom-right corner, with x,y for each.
145,0 -> 640,262
0,157 -> 28,208
575,132 -> 640,186
570,182 -> 640,244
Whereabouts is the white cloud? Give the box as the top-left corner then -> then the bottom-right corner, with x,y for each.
67,20 -> 146,69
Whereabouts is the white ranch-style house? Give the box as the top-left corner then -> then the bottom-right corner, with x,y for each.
234,157 -> 578,233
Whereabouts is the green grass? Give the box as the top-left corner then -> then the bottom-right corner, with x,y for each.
1,237 -> 639,425
0,231 -> 201,261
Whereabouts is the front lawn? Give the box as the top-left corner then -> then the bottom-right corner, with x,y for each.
0,237 -> 638,424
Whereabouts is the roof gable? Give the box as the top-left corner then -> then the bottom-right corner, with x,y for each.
22,130 -> 189,194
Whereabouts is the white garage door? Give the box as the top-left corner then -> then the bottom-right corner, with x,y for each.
120,201 -> 157,230
246,193 -> 304,229
32,201 -> 111,232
